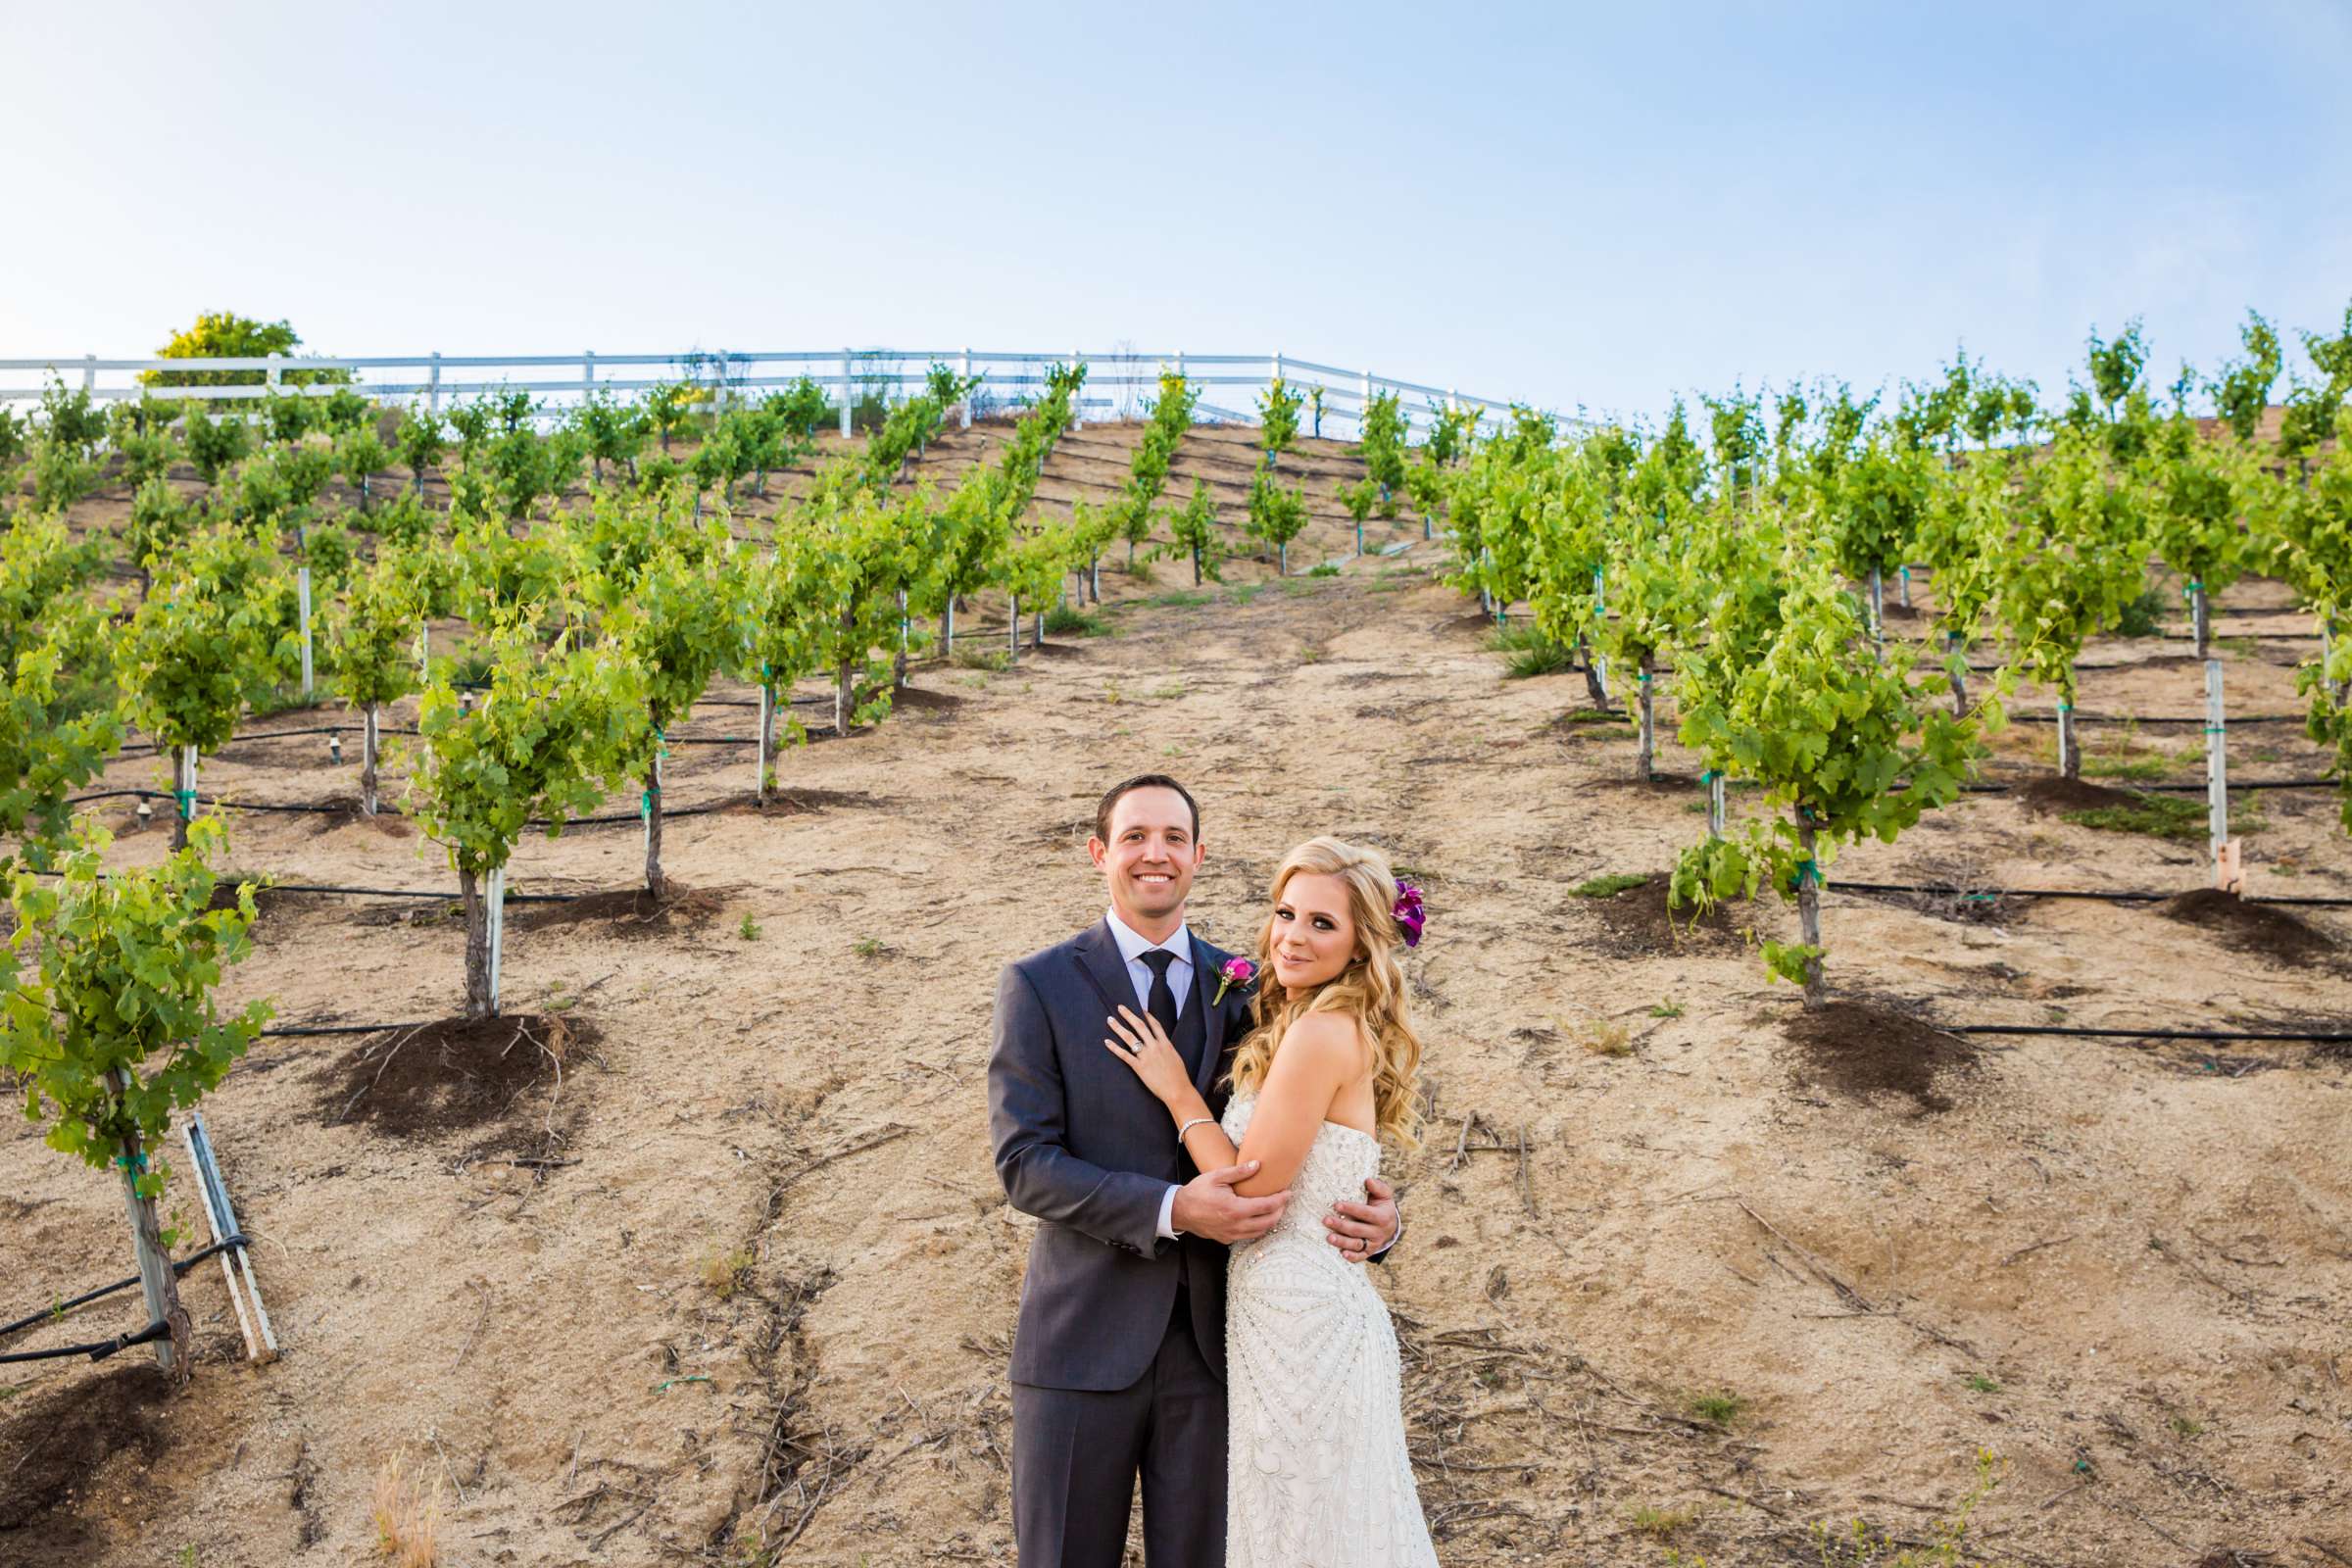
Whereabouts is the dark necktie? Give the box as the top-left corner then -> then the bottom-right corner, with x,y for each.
1139,949 -> 1182,1045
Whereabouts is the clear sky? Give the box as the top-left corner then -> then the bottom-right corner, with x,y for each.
6,0 -> 2347,426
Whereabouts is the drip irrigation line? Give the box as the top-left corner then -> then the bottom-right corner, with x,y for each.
65,789 -> 348,815
1831,880 -> 2161,904
2132,777 -> 2337,793
1999,711 -> 2307,726
525,802 -> 732,828
259,881 -> 580,903
261,1020 -> 443,1037
120,724 -> 426,754
14,869 -> 579,904
1827,880 -> 2352,908
0,1233 -> 249,1348
1946,1023 -> 2352,1043
1956,778 -> 2338,795
0,1319 -> 171,1365
452,683 -> 824,710
70,788 -> 757,829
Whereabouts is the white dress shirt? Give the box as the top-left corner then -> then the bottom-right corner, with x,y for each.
1103,911 -> 1194,1242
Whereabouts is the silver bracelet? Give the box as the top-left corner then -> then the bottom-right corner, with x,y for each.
1176,1116 -> 1215,1144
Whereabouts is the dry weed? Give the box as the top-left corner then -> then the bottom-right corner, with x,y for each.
372,1452 -> 441,1566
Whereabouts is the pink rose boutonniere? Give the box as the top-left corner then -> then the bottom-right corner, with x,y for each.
1212,956 -> 1256,1005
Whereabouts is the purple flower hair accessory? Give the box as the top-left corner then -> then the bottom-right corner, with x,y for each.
1392,882 -> 1426,948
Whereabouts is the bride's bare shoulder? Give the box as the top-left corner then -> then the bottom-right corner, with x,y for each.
1275,1011 -> 1371,1071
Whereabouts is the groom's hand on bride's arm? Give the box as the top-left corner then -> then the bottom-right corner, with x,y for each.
1171,1162 -> 1290,1245
1324,1175 -> 1400,1265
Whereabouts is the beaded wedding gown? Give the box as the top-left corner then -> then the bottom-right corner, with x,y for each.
1221,1094 -> 1439,1567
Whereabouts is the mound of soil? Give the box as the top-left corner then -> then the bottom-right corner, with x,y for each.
0,1364 -> 171,1537
1784,1002 -> 1978,1114
2015,776 -> 2141,814
890,685 -> 964,711
1587,770 -> 1697,792
1576,873 -> 1752,957
2160,889 -> 2340,967
1881,600 -> 1922,621
1545,707 -> 1629,738
315,1013 -> 594,1147
204,877 -> 271,915
304,795 -> 417,838
511,881 -> 729,937
715,788 -> 887,820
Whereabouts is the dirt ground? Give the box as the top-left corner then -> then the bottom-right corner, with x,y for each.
4,428 -> 2350,1568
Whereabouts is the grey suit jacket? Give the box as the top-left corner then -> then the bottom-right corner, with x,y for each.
989,919 -> 1250,1392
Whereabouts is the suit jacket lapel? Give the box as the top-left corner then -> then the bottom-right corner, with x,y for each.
1190,934 -> 1227,1096
1071,920 -> 1132,1021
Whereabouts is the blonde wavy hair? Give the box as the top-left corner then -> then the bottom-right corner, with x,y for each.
1227,837 -> 1425,1149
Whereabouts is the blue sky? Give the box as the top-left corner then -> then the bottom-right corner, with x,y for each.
7,0 -> 2348,425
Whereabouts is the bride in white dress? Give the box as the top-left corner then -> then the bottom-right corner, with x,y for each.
1105,836 -> 1439,1567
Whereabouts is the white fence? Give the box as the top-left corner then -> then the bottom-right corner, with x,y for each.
0,347 -> 1543,440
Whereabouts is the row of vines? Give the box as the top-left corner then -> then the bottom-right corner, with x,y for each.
1428,311 -> 2352,1007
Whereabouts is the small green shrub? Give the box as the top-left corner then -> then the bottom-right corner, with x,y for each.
2063,792 -> 2259,841
1687,1391 -> 1745,1426
1571,872 -> 1649,899
1490,620 -> 1574,678
2114,585 -> 2168,638
1628,1502 -> 1695,1538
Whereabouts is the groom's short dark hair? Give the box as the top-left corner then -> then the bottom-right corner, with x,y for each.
1095,774 -> 1200,844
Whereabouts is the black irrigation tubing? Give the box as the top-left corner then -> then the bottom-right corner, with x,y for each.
1945,1024 -> 2352,1044
1999,711 -> 2309,726
0,1319 -> 171,1365
69,788 -> 762,829
525,802 -> 733,828
1957,778 -> 2340,794
0,1233 -> 249,1348
261,882 -> 580,903
449,683 -> 823,710
122,727 -> 429,755
64,790 -> 348,815
1827,880 -> 2352,908
14,869 -> 578,904
2133,778 -> 2338,793
261,1020 -> 442,1037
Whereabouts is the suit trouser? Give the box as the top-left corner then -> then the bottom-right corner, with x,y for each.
1010,1284 -> 1225,1568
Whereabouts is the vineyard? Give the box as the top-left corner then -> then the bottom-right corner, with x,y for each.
1,314 -> 2350,1567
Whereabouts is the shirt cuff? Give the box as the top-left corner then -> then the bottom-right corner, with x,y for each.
1157,1184 -> 1181,1241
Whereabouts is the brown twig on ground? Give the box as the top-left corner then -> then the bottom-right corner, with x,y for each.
452,1280 -> 492,1371
767,1125 -> 915,1210
2001,1235 -> 2076,1266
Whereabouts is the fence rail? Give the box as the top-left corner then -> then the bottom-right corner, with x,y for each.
0,348 -> 1553,440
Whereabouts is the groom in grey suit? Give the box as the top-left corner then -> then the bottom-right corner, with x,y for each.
989,774 -> 1400,1568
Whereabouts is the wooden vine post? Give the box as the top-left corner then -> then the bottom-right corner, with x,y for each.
0,819 -> 271,1378
110,1068 -> 185,1373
